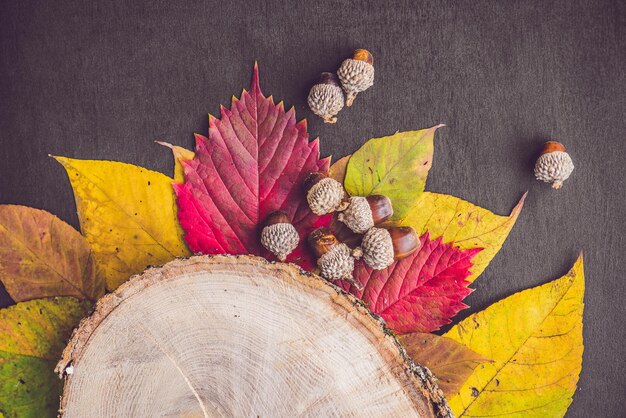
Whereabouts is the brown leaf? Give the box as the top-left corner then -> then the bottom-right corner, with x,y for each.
329,155 -> 351,183
0,205 -> 104,301
399,332 -> 491,397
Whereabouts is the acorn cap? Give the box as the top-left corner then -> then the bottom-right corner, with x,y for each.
360,227 -> 395,270
304,173 -> 347,215
534,142 -> 574,189
317,242 -> 360,288
260,212 -> 299,262
317,243 -> 354,280
307,77 -> 345,124
359,226 -> 420,270
337,51 -> 375,106
337,195 -> 393,234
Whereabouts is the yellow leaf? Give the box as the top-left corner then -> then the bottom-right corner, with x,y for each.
55,157 -> 191,291
445,255 -> 584,417
343,126 -> 443,220
400,192 -> 526,282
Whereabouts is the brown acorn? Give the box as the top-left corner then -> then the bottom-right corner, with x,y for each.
337,195 -> 393,234
260,211 -> 299,261
308,227 -> 362,289
307,72 -> 345,124
337,49 -> 375,106
356,226 -> 420,270
304,172 -> 348,215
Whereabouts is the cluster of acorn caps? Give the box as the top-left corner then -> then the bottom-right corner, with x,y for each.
307,49 -> 375,123
260,172 -> 420,289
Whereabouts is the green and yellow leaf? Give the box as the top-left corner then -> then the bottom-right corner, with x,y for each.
0,298 -> 90,417
445,255 -> 584,417
400,192 -> 526,282
55,157 -> 190,291
343,126 -> 442,220
0,205 -> 103,302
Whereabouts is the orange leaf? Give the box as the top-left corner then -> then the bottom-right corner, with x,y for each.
328,155 -> 351,183
0,205 -> 104,302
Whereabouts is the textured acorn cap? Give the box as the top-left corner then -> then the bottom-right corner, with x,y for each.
317,242 -> 355,281
307,80 -> 345,124
337,54 -> 375,106
260,222 -> 300,261
360,227 -> 394,270
337,196 -> 375,234
306,176 -> 346,215
534,143 -> 574,189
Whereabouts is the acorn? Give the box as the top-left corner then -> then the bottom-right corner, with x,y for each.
260,211 -> 300,261
304,172 -> 348,215
308,227 -> 362,289
356,226 -> 420,270
534,141 -> 574,189
337,49 -> 375,106
307,72 -> 345,124
337,195 -> 393,234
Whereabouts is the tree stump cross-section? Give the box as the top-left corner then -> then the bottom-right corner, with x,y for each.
56,255 -> 451,417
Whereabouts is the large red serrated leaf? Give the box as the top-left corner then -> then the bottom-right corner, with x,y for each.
173,64 -> 330,269
336,233 -> 481,333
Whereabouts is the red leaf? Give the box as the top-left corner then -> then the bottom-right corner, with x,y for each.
337,233 -> 482,333
174,64 -> 330,269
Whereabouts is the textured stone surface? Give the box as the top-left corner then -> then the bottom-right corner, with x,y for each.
0,1 -> 624,416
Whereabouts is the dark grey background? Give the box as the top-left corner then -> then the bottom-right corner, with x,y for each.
1,0 -> 625,416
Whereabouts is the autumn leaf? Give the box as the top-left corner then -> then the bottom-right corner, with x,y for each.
401,192 -> 526,282
399,332 -> 491,397
173,64 -> 330,269
328,155 -> 350,183
0,297 -> 90,417
341,144 -> 524,284
336,233 -> 481,333
445,254 -> 584,417
343,126 -> 442,220
156,141 -> 195,183
0,205 -> 103,302
55,157 -> 191,291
